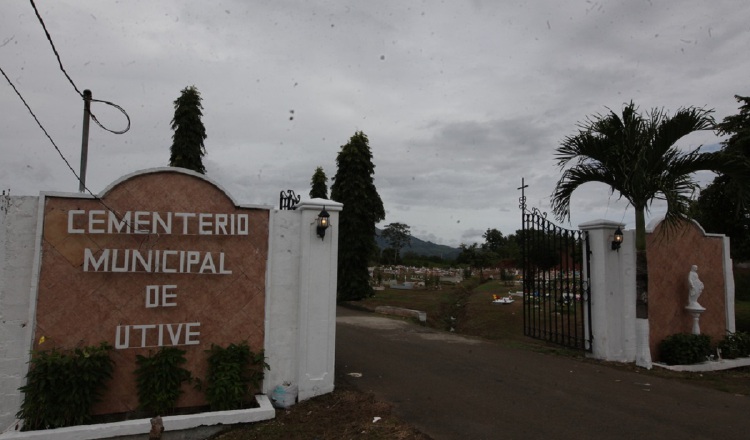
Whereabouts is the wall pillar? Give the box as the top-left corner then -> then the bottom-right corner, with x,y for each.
0,197 -> 40,430
295,199 -> 342,401
579,220 -> 638,363
721,235 -> 736,334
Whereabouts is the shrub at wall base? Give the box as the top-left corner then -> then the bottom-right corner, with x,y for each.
0,169 -> 341,434
17,343 -> 114,431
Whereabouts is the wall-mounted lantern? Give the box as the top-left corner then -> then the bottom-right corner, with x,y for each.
611,227 -> 623,251
316,207 -> 330,240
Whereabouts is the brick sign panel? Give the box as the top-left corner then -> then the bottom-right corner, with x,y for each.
647,220 -> 726,359
33,170 -> 269,414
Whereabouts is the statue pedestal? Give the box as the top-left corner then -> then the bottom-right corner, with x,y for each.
685,304 -> 706,335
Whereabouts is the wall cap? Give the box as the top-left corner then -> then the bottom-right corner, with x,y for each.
42,167 -> 273,210
294,198 -> 343,211
646,216 -> 726,238
578,219 -> 625,231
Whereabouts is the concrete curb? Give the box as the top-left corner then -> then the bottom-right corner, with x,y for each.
374,306 -> 427,323
653,357 -> 750,372
0,395 -> 274,440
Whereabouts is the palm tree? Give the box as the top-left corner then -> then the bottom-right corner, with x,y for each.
550,101 -> 730,320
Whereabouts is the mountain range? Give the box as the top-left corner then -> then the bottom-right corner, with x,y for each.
375,228 -> 461,260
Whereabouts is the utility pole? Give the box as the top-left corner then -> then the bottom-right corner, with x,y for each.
79,89 -> 92,193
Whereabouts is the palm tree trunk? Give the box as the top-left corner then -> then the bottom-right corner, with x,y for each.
634,206 -> 648,319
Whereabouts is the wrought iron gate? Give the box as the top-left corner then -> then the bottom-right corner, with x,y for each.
519,186 -> 592,351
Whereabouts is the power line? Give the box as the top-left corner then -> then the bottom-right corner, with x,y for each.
1,1 -> 150,233
4,1 -> 135,226
29,0 -> 131,134
29,0 -> 82,97
0,64 -> 82,185
0,64 -> 141,232
91,98 -> 131,134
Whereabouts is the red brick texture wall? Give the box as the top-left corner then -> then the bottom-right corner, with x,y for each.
34,170 -> 268,414
647,220 -> 726,360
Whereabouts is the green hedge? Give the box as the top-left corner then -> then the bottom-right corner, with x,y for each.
18,343 -> 113,430
717,332 -> 750,359
658,333 -> 711,365
204,343 -> 268,411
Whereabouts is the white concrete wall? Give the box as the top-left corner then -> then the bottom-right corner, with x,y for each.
262,199 -> 341,402
0,197 -> 40,431
0,194 -> 341,432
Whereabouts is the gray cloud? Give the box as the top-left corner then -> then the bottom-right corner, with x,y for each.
1,0 -> 745,246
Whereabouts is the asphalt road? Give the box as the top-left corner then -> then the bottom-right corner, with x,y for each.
335,306 -> 750,440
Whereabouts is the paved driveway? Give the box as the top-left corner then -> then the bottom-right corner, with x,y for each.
335,306 -> 750,440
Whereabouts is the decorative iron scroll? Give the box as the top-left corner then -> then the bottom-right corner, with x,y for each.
518,178 -> 528,212
279,190 -> 301,210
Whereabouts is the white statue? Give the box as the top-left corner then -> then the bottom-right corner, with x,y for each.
687,265 -> 704,309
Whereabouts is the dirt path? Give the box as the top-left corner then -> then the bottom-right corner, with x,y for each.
336,306 -> 750,440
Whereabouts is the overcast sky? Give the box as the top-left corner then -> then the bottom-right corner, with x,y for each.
1,0 -> 747,247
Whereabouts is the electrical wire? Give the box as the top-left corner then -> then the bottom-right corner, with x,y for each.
29,0 -> 131,134
0,2 -> 162,235
29,0 -> 82,97
6,0 -> 155,232
0,64 -> 142,231
91,98 -> 131,134
0,64 -> 82,186
604,193 -> 610,219
620,205 -> 628,226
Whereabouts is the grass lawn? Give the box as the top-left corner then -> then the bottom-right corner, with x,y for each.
357,280 -> 532,344
362,279 -> 750,339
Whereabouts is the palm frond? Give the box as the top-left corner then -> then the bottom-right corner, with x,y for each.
551,165 -> 623,221
651,106 -> 714,156
551,101 -> 734,227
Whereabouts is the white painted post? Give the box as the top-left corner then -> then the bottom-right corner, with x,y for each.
579,220 -> 639,364
721,236 -> 736,333
294,199 -> 342,401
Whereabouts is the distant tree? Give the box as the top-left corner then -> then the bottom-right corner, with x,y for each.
716,95 -> 750,158
482,228 -> 520,261
516,229 -> 560,271
401,252 -> 448,268
382,222 -> 411,263
330,131 -> 385,301
455,243 -> 477,266
692,180 -> 750,260
169,85 -> 207,174
482,228 -> 505,253
456,243 -> 495,281
692,95 -> 750,260
309,166 -> 328,199
380,248 -> 398,265
500,269 -> 516,283
503,233 -> 521,262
